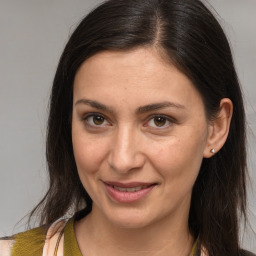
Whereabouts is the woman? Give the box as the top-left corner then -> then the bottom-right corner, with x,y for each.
0,0 -> 254,255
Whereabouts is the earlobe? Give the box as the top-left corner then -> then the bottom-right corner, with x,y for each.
203,98 -> 233,158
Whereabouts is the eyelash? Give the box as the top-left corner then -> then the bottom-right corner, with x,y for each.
82,113 -> 111,128
82,113 -> 176,129
145,114 -> 175,129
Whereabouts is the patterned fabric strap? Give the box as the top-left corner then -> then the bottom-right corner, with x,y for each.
0,239 -> 13,256
42,219 -> 67,256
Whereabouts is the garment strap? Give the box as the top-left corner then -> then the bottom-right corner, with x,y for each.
54,229 -> 65,256
42,219 -> 67,256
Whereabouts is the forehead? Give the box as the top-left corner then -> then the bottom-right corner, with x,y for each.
75,47 -> 173,85
73,47 -> 204,112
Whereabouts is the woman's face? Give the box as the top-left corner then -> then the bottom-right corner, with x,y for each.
72,47 -> 211,229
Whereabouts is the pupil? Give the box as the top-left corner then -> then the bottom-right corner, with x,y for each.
154,117 -> 166,127
93,116 -> 104,125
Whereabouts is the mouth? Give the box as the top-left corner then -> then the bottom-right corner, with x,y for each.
103,181 -> 157,203
111,185 -> 151,192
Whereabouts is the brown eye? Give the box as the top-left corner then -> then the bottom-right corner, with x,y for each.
93,115 -> 105,125
147,115 -> 172,128
153,117 -> 167,127
85,114 -> 109,127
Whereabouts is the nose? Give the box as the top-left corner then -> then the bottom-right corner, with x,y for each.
107,125 -> 145,174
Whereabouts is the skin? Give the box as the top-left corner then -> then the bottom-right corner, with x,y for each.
71,47 -> 233,256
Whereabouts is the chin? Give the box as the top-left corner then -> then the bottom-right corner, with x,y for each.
110,217 -> 151,229
103,207 -> 159,229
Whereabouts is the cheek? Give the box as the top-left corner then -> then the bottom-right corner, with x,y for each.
72,129 -> 107,175
72,132 -> 110,199
148,130 -> 207,183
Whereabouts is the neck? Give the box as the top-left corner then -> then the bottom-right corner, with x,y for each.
75,205 -> 194,256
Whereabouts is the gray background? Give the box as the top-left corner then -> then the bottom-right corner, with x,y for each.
0,0 -> 255,252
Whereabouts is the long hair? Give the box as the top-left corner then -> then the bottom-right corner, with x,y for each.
29,0 -> 247,255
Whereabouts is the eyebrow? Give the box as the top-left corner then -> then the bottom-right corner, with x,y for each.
75,99 -> 185,114
75,99 -> 114,113
137,102 -> 185,114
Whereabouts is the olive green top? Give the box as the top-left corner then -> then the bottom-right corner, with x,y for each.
63,218 -> 82,255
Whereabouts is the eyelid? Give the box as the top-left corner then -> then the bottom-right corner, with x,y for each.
81,112 -> 176,129
144,114 -> 176,128
82,112 -> 111,127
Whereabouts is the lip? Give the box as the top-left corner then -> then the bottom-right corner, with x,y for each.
104,181 -> 154,188
103,181 -> 157,203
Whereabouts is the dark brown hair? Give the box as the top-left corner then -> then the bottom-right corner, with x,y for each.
29,0 -> 247,255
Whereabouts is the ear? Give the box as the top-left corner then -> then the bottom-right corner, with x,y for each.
203,98 -> 233,158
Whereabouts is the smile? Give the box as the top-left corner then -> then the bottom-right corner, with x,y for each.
112,185 -> 149,192
103,181 -> 156,203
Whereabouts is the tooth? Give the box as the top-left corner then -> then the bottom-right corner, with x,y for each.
113,186 -> 146,192
114,186 -> 126,192
126,187 -> 136,192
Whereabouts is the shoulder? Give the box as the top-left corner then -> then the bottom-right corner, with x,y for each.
0,225 -> 47,256
0,219 -> 67,256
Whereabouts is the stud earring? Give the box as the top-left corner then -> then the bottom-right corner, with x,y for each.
210,148 -> 215,153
